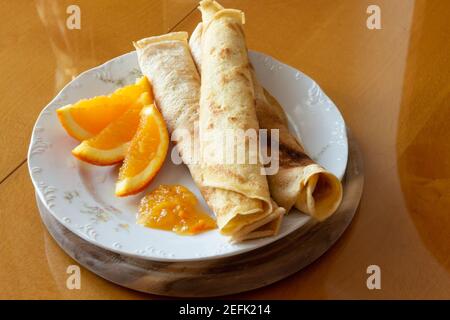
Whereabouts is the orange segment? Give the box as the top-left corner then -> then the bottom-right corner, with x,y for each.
57,76 -> 152,141
138,185 -> 217,235
72,93 -> 152,165
115,104 -> 169,196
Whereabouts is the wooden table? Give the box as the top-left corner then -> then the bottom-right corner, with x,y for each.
1,0 -> 449,299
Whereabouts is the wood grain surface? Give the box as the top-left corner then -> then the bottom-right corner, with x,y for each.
0,0 -> 449,299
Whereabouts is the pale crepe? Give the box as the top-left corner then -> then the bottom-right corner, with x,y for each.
191,0 -> 343,221
198,4 -> 284,236
134,32 -> 283,241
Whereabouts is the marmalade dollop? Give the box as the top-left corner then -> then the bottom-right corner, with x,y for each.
137,185 -> 217,235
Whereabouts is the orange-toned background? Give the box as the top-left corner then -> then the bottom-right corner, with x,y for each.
0,0 -> 449,299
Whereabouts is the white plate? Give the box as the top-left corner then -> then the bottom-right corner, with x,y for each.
28,51 -> 348,261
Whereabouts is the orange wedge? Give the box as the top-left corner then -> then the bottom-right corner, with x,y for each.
115,104 -> 169,197
57,76 -> 151,141
72,93 -> 152,165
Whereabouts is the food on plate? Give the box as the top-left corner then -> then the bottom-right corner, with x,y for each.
52,0 -> 345,245
72,92 -> 153,165
138,185 -> 217,235
260,90 -> 343,220
198,4 -> 285,238
190,0 -> 342,221
56,76 -> 151,141
115,103 -> 169,196
134,31 -> 284,242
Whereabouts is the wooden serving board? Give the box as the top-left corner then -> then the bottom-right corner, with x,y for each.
36,132 -> 364,297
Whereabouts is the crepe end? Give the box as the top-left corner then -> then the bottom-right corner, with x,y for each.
296,170 -> 343,222
133,31 -> 189,50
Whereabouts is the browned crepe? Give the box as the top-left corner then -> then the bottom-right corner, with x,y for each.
134,32 -> 283,241
191,0 -> 343,221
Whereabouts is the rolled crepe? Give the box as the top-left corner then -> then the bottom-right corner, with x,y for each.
191,0 -> 343,221
134,32 -> 283,241
199,6 -> 285,238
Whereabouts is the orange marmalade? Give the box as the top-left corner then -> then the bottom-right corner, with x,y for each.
137,185 -> 217,235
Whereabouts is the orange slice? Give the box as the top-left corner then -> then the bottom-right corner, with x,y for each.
115,104 -> 169,197
72,92 -> 152,165
57,76 -> 152,141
